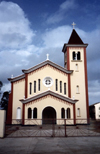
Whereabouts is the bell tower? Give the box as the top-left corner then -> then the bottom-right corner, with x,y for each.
62,25 -> 89,122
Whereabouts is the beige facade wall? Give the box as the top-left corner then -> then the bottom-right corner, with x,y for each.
24,95 -> 74,125
12,79 -> 25,120
27,65 -> 68,97
69,47 -> 87,119
0,110 -> 6,138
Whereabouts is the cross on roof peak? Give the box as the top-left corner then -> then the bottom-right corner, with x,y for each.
72,22 -> 76,29
46,53 -> 49,60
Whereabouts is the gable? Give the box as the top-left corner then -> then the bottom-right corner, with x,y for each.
20,90 -> 78,105
27,64 -> 69,97
22,60 -> 73,74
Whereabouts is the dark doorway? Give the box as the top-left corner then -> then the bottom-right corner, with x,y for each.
42,107 -> 56,124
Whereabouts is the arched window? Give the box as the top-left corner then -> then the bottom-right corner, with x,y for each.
76,85 -> 79,93
77,52 -> 81,60
16,107 -> 21,119
67,108 -> 71,119
28,108 -> 32,119
61,108 -> 65,118
29,82 -> 32,94
77,108 -> 80,116
33,108 -> 37,118
72,51 -> 76,60
72,51 -> 81,60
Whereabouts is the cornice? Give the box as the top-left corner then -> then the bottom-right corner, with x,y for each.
22,60 -> 73,74
8,74 -> 25,82
20,90 -> 78,104
8,60 -> 73,83
62,43 -> 88,53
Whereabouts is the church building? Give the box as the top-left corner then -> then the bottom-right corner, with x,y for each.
7,27 -> 89,125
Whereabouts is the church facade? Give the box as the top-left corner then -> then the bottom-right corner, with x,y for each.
7,29 -> 89,125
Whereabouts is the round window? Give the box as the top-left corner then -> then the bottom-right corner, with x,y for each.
43,77 -> 53,87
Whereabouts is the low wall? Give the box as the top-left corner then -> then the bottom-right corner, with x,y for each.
0,110 -> 6,138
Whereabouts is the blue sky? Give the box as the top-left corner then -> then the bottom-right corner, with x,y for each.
0,0 -> 100,105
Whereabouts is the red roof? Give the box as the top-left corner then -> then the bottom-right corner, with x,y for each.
68,29 -> 84,44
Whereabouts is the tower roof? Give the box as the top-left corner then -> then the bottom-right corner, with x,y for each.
62,29 -> 88,52
68,29 -> 84,44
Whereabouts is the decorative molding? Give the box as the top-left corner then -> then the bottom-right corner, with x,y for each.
8,74 -> 25,83
14,79 -> 25,84
20,90 -> 78,105
71,60 -> 82,62
62,44 -> 88,53
25,93 -> 73,107
22,60 -> 73,74
69,47 -> 84,50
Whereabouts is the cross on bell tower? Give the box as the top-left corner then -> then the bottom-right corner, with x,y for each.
72,22 -> 76,29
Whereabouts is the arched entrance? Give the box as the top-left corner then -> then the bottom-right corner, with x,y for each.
42,107 -> 56,124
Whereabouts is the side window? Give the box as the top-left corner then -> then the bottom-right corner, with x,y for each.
76,85 -> 79,93
33,108 -> 37,118
77,108 -> 80,116
28,108 -> 31,119
67,108 -> 71,119
75,64 -> 78,71
61,108 -> 65,118
16,107 -> 21,119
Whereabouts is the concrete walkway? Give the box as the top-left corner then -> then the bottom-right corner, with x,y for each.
0,137 -> 100,154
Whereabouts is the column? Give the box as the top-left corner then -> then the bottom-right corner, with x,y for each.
76,52 -> 77,60
65,110 -> 67,119
31,110 -> 33,119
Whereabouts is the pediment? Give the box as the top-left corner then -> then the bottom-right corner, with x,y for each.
20,90 -> 78,105
22,60 -> 73,74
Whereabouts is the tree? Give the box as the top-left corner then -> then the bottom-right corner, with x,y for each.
1,91 -> 9,110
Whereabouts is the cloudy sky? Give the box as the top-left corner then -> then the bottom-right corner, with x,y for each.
0,0 -> 100,105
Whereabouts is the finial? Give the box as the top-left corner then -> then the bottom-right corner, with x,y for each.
46,54 -> 49,60
72,22 -> 76,29
11,74 -> 13,78
73,96 -> 75,100
24,96 -> 25,100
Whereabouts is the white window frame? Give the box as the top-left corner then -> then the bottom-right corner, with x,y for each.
43,77 -> 53,88
16,107 -> 21,119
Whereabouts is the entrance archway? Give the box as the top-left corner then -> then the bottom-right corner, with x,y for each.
42,107 -> 56,124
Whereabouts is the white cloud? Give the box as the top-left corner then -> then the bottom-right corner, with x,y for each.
89,80 -> 100,104
0,1 -> 35,49
60,0 -> 75,10
42,26 -> 72,48
0,1 -> 38,91
46,0 -> 77,24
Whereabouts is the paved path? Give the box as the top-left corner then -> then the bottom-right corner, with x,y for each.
0,137 -> 100,154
